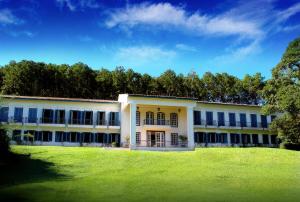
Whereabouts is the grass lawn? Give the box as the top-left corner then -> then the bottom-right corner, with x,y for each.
1,146 -> 300,202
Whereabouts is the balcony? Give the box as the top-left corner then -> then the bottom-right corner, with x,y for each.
143,119 -> 170,126
194,120 -> 269,130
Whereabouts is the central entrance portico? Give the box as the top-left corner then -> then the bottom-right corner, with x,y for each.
118,94 -> 197,151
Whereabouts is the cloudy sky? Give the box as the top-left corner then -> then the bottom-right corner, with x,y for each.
0,0 -> 300,78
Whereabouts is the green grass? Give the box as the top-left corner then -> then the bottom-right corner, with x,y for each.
1,146 -> 300,202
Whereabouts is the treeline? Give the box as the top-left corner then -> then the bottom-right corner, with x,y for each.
0,60 -> 265,104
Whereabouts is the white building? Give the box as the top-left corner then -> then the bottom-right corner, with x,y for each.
0,94 -> 278,151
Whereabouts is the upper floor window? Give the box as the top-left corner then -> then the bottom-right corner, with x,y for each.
217,112 -> 225,126
0,107 -> 9,122
136,111 -> 140,126
157,112 -> 165,125
146,111 -> 154,125
14,107 -> 23,123
206,111 -> 213,126
54,109 -> 65,124
250,114 -> 257,128
170,113 -> 178,127
229,113 -> 236,127
83,111 -> 93,125
193,111 -> 201,125
28,108 -> 37,123
261,115 -> 268,128
42,109 -> 54,123
69,110 -> 81,125
109,112 -> 119,126
240,113 -> 247,127
97,111 -> 106,125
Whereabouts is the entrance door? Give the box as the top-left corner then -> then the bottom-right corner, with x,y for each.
147,131 -> 165,147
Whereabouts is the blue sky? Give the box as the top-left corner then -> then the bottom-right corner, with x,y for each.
0,0 -> 300,78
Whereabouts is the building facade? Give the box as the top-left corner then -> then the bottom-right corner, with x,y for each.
0,94 -> 278,151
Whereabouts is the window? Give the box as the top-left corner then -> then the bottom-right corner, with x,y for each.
194,132 -> 205,143
82,132 -> 92,143
97,112 -> 106,125
217,112 -> 225,126
263,134 -> 269,144
193,111 -> 201,125
250,114 -> 257,128
208,133 -> 216,143
70,132 -> 78,142
41,131 -> 52,142
23,130 -> 35,142
83,111 -> 93,125
229,113 -> 236,126
270,135 -> 277,144
111,133 -> 120,146
171,133 -> 178,145
206,111 -> 213,126
252,134 -> 259,144
136,111 -> 140,126
261,115 -> 268,128
217,133 -> 227,143
63,132 -> 70,142
95,133 -> 104,143
28,108 -> 37,123
55,131 -> 64,142
109,112 -> 119,126
70,110 -> 81,125
146,111 -> 154,125
230,133 -> 240,144
240,113 -> 247,127
42,109 -> 54,123
170,113 -> 178,127
34,131 -> 42,141
136,132 -> 141,145
242,134 -> 251,144
14,107 -> 23,123
54,110 -> 65,124
12,130 -> 21,142
157,112 -> 165,125
0,107 -> 9,122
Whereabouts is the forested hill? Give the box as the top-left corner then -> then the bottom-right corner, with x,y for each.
0,60 -> 265,104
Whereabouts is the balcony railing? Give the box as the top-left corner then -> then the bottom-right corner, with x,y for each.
136,140 -> 188,148
143,119 -> 170,126
108,120 -> 120,126
194,120 -> 269,129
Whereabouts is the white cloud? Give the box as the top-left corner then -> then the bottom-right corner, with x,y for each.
0,9 -> 20,25
78,35 -> 93,42
9,30 -> 35,38
105,2 -> 262,39
115,46 -> 176,66
56,0 -> 99,11
175,44 -> 196,52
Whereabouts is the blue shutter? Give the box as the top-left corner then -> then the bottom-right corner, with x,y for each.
0,107 -> 9,122
240,114 -> 247,127
229,113 -> 236,126
251,114 -> 257,127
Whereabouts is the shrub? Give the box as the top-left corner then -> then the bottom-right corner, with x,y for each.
280,142 -> 300,151
0,130 -> 10,155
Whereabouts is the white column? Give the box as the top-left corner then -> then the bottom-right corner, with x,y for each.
187,106 -> 194,149
130,103 -> 136,149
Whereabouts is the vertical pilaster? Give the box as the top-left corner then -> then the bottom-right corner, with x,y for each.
130,103 -> 136,149
187,106 -> 194,149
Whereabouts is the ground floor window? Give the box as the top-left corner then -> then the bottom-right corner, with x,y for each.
23,130 -> 35,142
82,132 -> 92,143
270,135 -> 277,144
194,132 -> 205,143
241,134 -> 251,144
94,133 -> 104,143
171,133 -> 178,145
263,134 -> 269,144
252,134 -> 259,144
42,131 -> 52,142
217,133 -> 228,143
136,132 -> 141,145
230,133 -> 240,144
12,130 -> 22,142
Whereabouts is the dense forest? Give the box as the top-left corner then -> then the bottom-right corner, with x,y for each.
0,60 -> 265,104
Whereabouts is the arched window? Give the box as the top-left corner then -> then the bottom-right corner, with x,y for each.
170,113 -> 178,127
146,111 -> 154,125
157,112 -> 165,125
136,111 -> 140,126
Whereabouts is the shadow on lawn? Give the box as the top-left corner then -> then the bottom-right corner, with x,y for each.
0,152 -> 70,201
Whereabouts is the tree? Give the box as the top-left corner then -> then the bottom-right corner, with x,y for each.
261,37 -> 300,148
